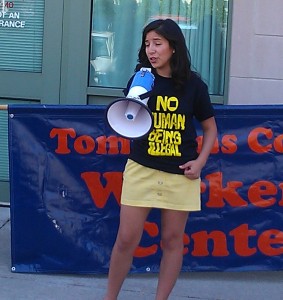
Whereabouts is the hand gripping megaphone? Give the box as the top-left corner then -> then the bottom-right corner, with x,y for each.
106,68 -> 155,139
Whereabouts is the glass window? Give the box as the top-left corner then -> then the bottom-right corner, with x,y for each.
0,0 -> 45,72
89,0 -> 229,96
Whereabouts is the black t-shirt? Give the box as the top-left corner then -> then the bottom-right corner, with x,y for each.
124,72 -> 214,174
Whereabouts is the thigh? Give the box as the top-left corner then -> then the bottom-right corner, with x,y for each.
116,204 -> 151,245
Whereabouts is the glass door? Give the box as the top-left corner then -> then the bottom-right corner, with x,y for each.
0,0 -> 64,203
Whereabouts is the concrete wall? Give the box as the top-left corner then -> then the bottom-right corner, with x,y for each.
228,0 -> 283,104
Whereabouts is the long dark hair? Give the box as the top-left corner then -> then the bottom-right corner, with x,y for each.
135,18 -> 192,90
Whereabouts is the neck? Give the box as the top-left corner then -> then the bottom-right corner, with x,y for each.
156,67 -> 172,78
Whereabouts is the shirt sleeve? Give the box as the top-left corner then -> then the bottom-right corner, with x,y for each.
193,77 -> 215,122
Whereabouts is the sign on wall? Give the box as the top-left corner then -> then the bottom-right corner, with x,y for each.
8,105 -> 283,274
0,0 -> 44,72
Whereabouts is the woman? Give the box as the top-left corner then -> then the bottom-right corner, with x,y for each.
104,18 -> 217,300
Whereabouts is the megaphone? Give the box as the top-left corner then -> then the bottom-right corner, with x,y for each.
106,68 -> 155,139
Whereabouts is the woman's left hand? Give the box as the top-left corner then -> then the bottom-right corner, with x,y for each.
179,160 -> 202,180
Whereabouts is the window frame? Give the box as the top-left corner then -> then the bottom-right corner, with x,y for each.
0,0 -> 63,104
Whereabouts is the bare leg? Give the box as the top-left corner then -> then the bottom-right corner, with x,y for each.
104,205 -> 151,300
155,210 -> 189,300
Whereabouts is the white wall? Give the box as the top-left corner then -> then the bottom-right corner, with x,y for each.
228,0 -> 283,104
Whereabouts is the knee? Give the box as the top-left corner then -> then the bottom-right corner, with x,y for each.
161,232 -> 184,252
115,231 -> 140,253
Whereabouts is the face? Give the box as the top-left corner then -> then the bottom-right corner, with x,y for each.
145,30 -> 174,77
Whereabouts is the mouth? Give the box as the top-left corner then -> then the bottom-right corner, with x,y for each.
149,57 -> 157,64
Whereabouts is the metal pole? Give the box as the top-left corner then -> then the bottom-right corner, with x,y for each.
0,105 -> 8,110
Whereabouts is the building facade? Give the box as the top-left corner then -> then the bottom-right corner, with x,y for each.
0,0 -> 282,203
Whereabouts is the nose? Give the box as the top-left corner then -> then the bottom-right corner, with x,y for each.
147,44 -> 155,54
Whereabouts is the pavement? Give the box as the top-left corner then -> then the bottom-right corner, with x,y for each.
1,205 -> 283,300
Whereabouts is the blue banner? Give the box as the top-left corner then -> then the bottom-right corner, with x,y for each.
8,105 -> 283,274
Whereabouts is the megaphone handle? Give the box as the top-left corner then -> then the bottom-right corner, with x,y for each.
139,90 -> 154,100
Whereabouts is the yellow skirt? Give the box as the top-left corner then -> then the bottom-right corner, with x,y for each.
121,159 -> 201,211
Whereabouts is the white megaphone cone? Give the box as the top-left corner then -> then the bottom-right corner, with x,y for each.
106,68 -> 155,139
